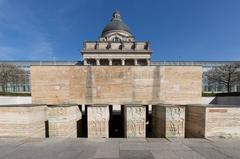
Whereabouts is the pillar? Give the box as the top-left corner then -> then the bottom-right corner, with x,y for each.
84,59 -> 88,65
134,59 -> 138,66
87,105 -> 109,138
124,105 -> 146,138
96,59 -> 100,66
147,59 -> 151,65
48,105 -> 82,138
152,104 -> 185,138
121,59 -> 125,66
109,59 -> 112,66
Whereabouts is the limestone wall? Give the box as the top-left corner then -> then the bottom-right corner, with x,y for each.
0,105 -> 47,138
31,66 -> 202,105
186,105 -> 240,138
47,105 -> 82,137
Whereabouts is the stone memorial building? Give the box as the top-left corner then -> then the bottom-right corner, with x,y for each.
0,11 -> 239,139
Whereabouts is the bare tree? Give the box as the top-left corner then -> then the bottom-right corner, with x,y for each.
206,63 -> 240,93
0,64 -> 25,92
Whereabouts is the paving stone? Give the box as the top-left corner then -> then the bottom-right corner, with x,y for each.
120,150 -> 154,159
95,143 -> 119,158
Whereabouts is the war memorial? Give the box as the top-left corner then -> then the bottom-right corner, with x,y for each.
0,11 -> 239,141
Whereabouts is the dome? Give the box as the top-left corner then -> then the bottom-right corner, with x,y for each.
101,11 -> 132,37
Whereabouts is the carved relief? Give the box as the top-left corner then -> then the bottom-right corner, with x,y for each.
126,106 -> 146,137
166,107 -> 185,137
88,106 -> 109,138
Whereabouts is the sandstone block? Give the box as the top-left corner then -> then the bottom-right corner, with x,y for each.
124,105 -> 146,138
152,104 -> 185,138
87,105 -> 109,138
48,105 -> 82,137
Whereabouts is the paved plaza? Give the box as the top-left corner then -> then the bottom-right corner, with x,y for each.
0,138 -> 239,159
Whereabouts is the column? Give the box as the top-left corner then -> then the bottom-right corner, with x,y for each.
109,59 -> 112,66
87,105 -> 109,138
147,59 -> 151,65
124,105 -> 146,138
121,59 -> 125,66
152,104 -> 185,138
96,59 -> 100,66
48,105 -> 82,138
134,59 -> 138,66
84,59 -> 88,65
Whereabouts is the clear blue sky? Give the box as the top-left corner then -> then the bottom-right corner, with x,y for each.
0,0 -> 240,61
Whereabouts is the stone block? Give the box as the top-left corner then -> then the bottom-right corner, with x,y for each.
87,105 -> 110,138
0,104 -> 47,138
152,104 -> 185,138
186,105 -> 240,138
124,105 -> 146,138
48,105 -> 82,137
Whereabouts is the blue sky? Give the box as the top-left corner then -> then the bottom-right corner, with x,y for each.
0,0 -> 240,61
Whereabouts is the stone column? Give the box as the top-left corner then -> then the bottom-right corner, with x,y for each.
48,105 -> 82,138
84,59 -> 88,66
109,59 -> 112,66
147,59 -> 151,65
134,59 -> 138,66
152,104 -> 185,138
96,59 -> 100,66
124,105 -> 146,138
87,105 -> 109,138
121,59 -> 125,66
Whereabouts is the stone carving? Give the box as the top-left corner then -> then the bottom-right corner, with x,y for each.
88,106 -> 109,138
166,107 -> 185,137
125,106 -> 146,137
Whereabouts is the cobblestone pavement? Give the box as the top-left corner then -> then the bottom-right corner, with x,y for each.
0,138 -> 239,159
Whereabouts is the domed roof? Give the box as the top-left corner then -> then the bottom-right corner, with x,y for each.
101,11 -> 131,36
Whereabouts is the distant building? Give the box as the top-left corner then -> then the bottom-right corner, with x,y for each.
0,11 -> 239,93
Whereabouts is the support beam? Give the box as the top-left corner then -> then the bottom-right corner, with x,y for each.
124,105 -> 146,138
87,105 -> 109,138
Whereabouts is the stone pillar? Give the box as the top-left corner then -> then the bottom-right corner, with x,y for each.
124,105 -> 146,138
109,59 -> 112,66
96,59 -> 100,66
87,105 -> 109,138
84,59 -> 88,65
152,104 -> 185,138
48,105 -> 82,138
147,59 -> 151,65
134,59 -> 138,66
121,59 -> 125,66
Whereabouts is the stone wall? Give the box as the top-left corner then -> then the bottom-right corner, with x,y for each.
47,105 -> 82,137
31,66 -> 202,105
152,104 -> 185,138
186,105 -> 240,138
0,105 -> 47,138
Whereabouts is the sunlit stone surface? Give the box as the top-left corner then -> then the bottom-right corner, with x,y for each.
87,105 -> 110,138
124,105 -> 146,138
